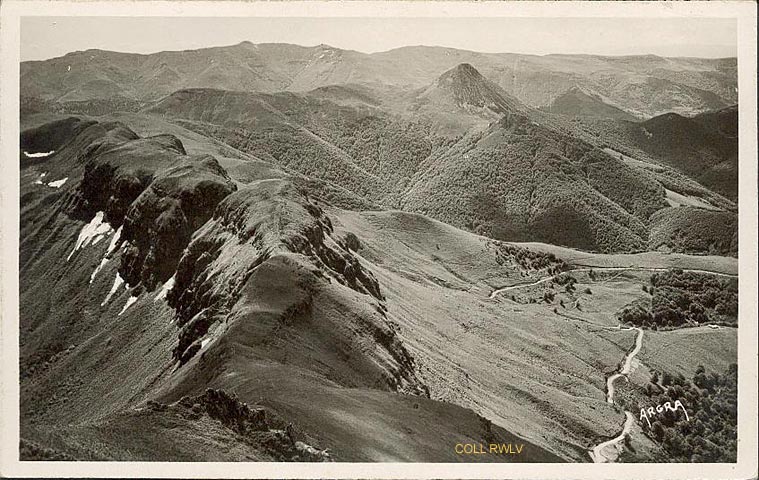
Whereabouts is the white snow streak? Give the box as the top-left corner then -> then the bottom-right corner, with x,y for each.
23,150 -> 55,158
107,226 -> 123,255
119,295 -> 138,316
102,272 -> 126,306
67,211 -> 113,261
47,177 -> 68,188
154,275 -> 176,302
89,226 -> 124,285
90,258 -> 109,284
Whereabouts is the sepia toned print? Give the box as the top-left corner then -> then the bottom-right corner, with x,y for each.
1,3 -> 757,479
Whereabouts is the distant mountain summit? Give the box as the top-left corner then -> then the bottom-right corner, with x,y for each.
417,63 -> 524,118
544,86 -> 638,121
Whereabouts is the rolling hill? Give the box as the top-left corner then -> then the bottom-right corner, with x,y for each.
580,106 -> 738,201
139,63 -> 739,254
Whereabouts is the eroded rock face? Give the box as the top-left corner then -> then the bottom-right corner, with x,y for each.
34,120 -> 238,292
120,155 -> 237,290
169,179 -> 383,328
75,131 -> 187,224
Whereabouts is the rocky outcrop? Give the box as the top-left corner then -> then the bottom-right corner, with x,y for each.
74,130 -> 186,224
32,120 -> 238,292
145,389 -> 332,462
120,155 -> 236,290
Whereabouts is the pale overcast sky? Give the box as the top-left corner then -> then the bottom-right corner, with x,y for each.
21,16 -> 736,61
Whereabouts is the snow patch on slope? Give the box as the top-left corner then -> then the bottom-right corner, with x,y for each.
119,295 -> 139,316
154,275 -> 175,302
107,226 -> 123,255
67,211 -> 114,261
90,226 -> 125,284
90,258 -> 110,284
102,272 -> 126,306
23,150 -> 55,158
48,177 -> 68,188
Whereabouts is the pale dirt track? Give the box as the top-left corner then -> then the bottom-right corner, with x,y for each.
589,327 -> 644,463
489,266 -> 737,299
486,264 -> 714,463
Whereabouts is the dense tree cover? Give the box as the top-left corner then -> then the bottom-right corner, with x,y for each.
173,119 -> 386,202
649,207 -> 738,257
618,269 -> 738,329
402,123 -> 652,252
580,149 -> 667,219
564,115 -> 737,211
572,110 -> 738,201
59,86 -> 732,256
491,242 -> 567,273
621,364 -> 737,462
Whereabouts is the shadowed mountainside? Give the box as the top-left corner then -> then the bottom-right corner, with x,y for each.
542,86 -> 638,121
578,106 -> 738,201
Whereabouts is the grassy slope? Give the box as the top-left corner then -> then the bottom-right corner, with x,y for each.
329,210 -> 670,461
19,151 -> 560,462
637,327 -> 737,379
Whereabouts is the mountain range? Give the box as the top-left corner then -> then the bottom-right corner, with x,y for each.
22,42 -> 736,118
18,42 -> 740,463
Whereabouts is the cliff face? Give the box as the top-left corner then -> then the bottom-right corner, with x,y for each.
120,155 -> 236,290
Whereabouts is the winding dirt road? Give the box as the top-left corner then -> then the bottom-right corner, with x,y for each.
489,266 -> 736,299
590,327 -> 644,463
486,264 -> 731,462
606,327 -> 644,404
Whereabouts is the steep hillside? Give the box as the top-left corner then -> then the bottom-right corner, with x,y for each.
585,107 -> 738,200
144,87 -> 456,203
24,60 -> 738,257
400,109 -> 667,253
136,70 -> 732,254
648,207 -> 738,257
542,86 -> 638,121
18,115 -> 740,463
415,63 -> 525,119
21,43 -> 736,118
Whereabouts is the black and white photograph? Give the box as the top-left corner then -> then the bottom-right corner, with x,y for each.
0,2 -> 757,478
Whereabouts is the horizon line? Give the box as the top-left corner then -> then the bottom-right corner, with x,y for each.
21,40 -> 739,63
